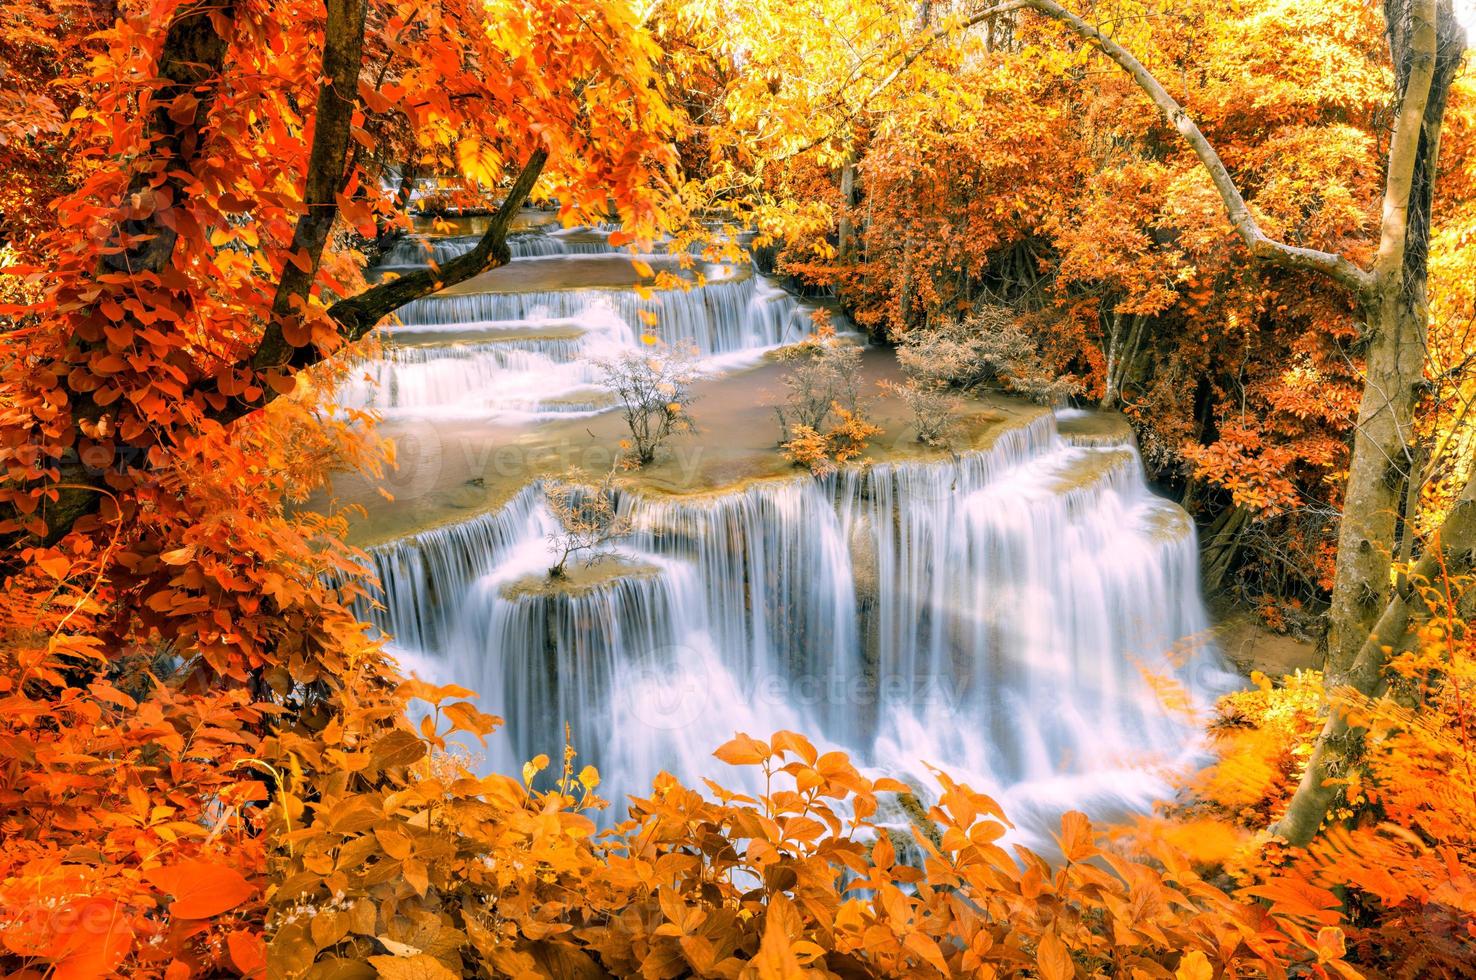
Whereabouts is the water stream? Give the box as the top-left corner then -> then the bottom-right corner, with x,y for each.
345,223 -> 1230,845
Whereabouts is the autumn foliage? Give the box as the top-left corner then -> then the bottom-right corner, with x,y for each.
1,0 -> 1475,977
702,0 -> 1475,624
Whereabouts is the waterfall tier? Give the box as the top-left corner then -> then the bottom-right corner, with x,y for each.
358,412 -> 1229,842
380,228 -> 618,268
338,249 -> 818,419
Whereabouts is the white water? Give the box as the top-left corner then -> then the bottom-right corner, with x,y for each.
380,228 -> 619,268
338,250 -> 815,419
358,432 -> 1229,843
349,226 -> 1231,845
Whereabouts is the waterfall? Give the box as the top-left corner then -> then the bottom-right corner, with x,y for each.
336,256 -> 816,418
379,228 -> 618,268
393,275 -> 807,354
344,223 -> 1228,843
335,310 -> 632,417
363,413 -> 1230,839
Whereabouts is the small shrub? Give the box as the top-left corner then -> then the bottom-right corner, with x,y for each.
544,456 -> 633,579
774,318 -> 865,437
774,317 -> 882,474
598,340 -> 698,465
781,405 -> 882,476
897,305 -> 1081,406
880,377 -> 962,446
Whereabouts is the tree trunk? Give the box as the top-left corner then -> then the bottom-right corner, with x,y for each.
1201,504 -> 1250,595
837,155 -> 857,263
1273,466 -> 1476,844
1323,291 -> 1428,676
1323,0 -> 1460,676
1017,0 -> 1466,842
1274,0 -> 1466,843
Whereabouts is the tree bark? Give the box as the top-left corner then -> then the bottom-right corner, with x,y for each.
41,0 -> 237,542
837,154 -> 856,263
1324,0 -> 1463,676
100,0 -> 237,278
250,0 -> 371,376
209,147 -> 548,427
1272,466 -> 1476,844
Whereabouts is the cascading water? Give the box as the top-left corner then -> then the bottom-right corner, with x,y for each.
379,228 -> 619,267
361,425 -> 1228,842
337,250 -> 817,419
349,224 -> 1230,845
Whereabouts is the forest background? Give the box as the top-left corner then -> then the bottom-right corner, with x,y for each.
1,0 -> 1475,977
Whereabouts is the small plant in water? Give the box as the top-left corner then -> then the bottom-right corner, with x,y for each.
598,338 -> 699,466
776,313 -> 881,474
879,376 -> 962,447
544,454 -> 633,579
774,314 -> 865,437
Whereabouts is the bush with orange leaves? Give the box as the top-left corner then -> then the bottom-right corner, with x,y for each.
262,669 -> 1368,980
263,573 -> 1476,980
1136,571 -> 1476,976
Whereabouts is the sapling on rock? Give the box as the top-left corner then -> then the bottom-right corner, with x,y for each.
598,339 -> 698,466
774,320 -> 865,437
775,317 -> 881,474
544,455 -> 633,580
879,376 -> 962,447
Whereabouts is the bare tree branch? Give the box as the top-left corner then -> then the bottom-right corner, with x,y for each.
324,146 -> 549,344
208,146 -> 549,425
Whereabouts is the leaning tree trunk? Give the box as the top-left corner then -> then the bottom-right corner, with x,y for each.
1272,463 -> 1476,845
1323,0 -> 1460,680
1322,286 -> 1429,678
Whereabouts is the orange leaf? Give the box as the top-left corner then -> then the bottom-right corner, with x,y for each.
145,859 -> 256,919
713,732 -> 770,766
50,901 -> 133,980
1175,950 -> 1213,980
1036,931 -> 1074,980
159,546 -> 196,566
1056,810 -> 1096,862
228,929 -> 267,978
36,555 -> 71,579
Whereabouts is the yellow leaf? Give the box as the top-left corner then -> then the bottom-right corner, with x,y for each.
367,953 -> 458,980
1175,950 -> 1213,980
455,137 -> 501,186
522,753 -> 549,785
